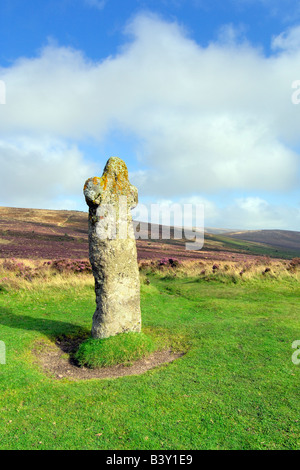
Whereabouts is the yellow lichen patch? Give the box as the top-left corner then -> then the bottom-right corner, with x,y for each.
92,177 -> 101,186
83,177 -> 101,192
100,174 -> 108,191
100,157 -> 132,196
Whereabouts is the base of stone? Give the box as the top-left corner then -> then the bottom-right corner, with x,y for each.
91,322 -> 142,339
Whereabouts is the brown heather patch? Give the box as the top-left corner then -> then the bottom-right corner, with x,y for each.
138,257 -> 300,281
1,206 -> 299,263
1,254 -> 299,292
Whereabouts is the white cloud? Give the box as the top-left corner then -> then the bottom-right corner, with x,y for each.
216,23 -> 248,46
140,195 -> 300,231
84,0 -> 106,10
200,196 -> 300,231
0,137 -> 93,208
0,13 -> 300,226
272,25 -> 300,51
133,114 -> 298,196
220,197 -> 300,230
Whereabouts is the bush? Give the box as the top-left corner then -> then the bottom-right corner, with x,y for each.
1,258 -> 37,281
262,267 -> 271,275
287,258 -> 300,272
49,259 -> 92,274
158,258 -> 181,269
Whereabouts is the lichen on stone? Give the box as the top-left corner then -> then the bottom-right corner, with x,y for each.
83,157 -> 138,209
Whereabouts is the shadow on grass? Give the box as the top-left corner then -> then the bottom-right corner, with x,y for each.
0,306 -> 90,342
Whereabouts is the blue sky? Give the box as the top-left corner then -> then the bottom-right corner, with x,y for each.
0,0 -> 300,230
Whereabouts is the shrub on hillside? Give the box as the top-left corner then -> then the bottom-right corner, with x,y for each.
48,259 -> 92,274
158,258 -> 181,269
1,258 -> 37,281
287,258 -> 300,272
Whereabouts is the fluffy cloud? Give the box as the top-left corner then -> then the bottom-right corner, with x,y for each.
0,138 -> 93,208
0,13 -> 300,225
220,197 -> 300,230
272,25 -> 300,51
139,196 -> 300,231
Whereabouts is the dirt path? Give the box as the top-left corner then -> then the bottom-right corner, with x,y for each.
34,340 -> 183,381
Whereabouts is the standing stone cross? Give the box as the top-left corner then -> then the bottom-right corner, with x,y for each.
83,157 -> 141,339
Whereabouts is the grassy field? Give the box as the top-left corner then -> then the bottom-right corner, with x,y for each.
0,260 -> 299,450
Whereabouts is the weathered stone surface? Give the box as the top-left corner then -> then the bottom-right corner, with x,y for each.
83,157 -> 141,339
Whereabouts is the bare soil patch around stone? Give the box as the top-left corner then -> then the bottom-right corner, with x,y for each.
33,336 -> 184,381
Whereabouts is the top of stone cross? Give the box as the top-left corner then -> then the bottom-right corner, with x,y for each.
83,157 -> 138,209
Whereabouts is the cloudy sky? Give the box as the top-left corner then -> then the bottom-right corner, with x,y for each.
0,0 -> 300,230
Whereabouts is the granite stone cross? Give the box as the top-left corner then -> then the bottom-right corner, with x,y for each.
83,157 -> 141,339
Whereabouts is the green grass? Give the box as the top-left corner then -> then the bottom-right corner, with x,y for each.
0,274 -> 299,449
74,332 -> 157,368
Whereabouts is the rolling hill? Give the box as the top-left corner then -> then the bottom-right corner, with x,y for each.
0,206 -> 299,261
226,229 -> 300,252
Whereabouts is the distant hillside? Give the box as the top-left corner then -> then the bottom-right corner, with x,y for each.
0,206 -> 299,260
226,229 -> 300,250
204,227 -> 239,235
224,229 -> 300,258
0,206 -> 88,230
